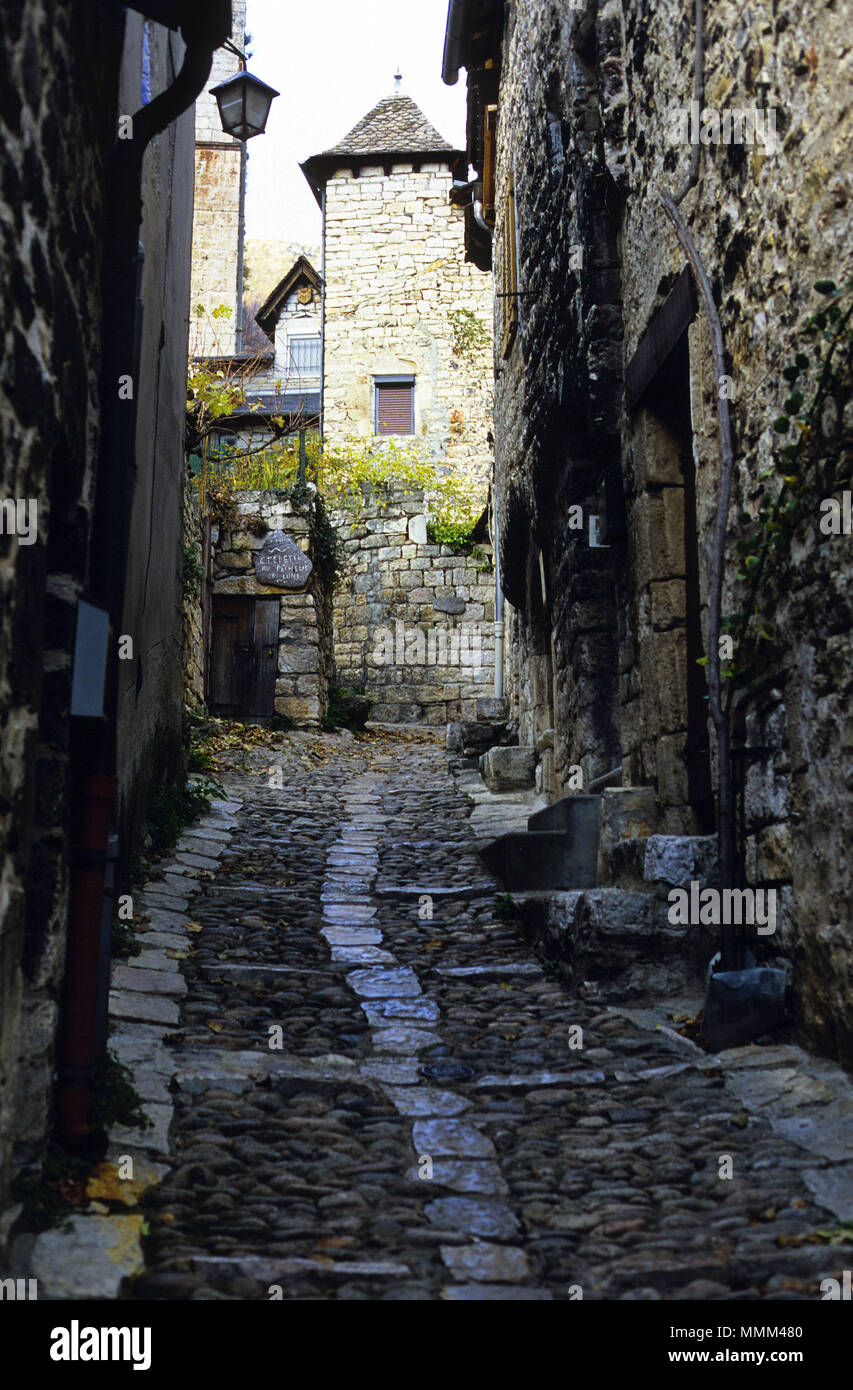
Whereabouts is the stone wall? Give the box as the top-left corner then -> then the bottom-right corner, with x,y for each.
189,0 -> 246,357
332,486 -> 496,725
211,493 -> 333,728
0,4 -> 199,1218
467,0 -> 853,1060
116,16 -> 197,880
0,1 -> 124,1217
323,162 -> 494,497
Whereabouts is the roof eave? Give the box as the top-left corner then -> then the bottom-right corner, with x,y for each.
256,256 -> 323,336
442,0 -> 470,85
301,148 -> 467,200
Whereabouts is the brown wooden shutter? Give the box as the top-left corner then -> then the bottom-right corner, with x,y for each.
375,382 -> 414,435
501,178 -> 519,358
482,106 -> 498,223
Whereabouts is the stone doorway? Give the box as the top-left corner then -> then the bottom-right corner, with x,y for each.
643,336 -> 715,833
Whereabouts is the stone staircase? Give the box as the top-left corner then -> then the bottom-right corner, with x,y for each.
470,780 -> 730,1003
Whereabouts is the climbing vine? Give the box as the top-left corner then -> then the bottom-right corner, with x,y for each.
198,432 -> 483,553
449,307 -> 491,361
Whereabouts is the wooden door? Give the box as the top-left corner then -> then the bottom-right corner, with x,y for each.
210,597 -> 279,719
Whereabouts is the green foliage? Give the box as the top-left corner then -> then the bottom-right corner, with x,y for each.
182,539 -> 203,601
722,277 -> 853,701
322,685 -> 372,732
143,774 -> 224,862
449,307 -> 492,360
493,892 -> 517,921
89,1051 -> 151,1132
11,1147 -> 94,1233
10,1056 -> 149,1234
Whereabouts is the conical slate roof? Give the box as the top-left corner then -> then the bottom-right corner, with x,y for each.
322,92 -> 456,158
300,90 -> 465,206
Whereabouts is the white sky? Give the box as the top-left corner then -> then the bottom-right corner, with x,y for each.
243,0 -> 466,247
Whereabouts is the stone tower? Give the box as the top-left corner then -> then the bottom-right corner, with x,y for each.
301,82 -> 494,498
189,0 -> 247,358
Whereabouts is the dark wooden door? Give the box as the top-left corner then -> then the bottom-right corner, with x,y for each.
210,597 -> 279,719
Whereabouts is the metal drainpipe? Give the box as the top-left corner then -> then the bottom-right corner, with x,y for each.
235,137 -> 247,353
57,10 -> 228,1150
472,199 -> 502,698
493,492 -> 504,698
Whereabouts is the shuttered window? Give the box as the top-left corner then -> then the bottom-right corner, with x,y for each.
501,178 -> 519,358
375,378 -> 415,435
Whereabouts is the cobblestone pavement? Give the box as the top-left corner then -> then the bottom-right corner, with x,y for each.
111,732 -> 853,1301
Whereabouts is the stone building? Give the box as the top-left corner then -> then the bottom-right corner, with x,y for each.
301,81 -> 495,495
189,0 -> 246,356
446,0 -> 853,1061
225,255 -> 324,445
297,84 -> 499,718
0,0 -> 232,1235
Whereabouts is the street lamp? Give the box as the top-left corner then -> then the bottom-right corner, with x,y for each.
212,68 -> 279,140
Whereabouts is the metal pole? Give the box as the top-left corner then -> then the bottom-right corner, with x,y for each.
493,487 -> 504,698
235,138 -> 247,353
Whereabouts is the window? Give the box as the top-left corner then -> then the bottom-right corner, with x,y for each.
500,177 -> 519,357
375,377 -> 415,435
288,335 -> 321,376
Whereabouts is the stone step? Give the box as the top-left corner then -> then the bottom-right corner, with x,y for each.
527,791 -> 600,834
478,829 -> 597,890
479,745 -> 536,791
446,719 -> 511,756
514,887 -> 697,1000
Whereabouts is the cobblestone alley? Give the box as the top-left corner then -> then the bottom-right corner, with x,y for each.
69,729 -> 850,1303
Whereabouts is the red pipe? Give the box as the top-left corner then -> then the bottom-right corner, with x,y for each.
56,774 -> 117,1147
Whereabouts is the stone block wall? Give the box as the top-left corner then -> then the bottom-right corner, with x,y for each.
0,1 -> 124,1216
323,162 -> 494,498
477,0 -> 853,1060
211,493 -> 333,728
331,486 -> 496,724
189,0 -> 246,357
116,16 -> 197,881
